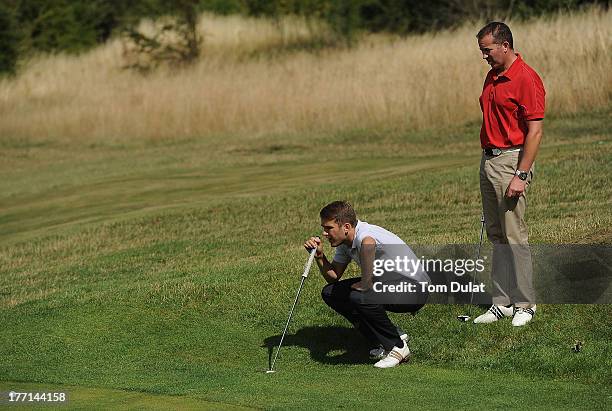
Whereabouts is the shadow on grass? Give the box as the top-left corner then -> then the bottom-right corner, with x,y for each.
263,326 -> 372,366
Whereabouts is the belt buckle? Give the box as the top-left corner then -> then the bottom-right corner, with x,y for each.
492,148 -> 502,156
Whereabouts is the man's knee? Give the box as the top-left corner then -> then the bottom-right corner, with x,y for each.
321,284 -> 334,306
349,290 -> 373,308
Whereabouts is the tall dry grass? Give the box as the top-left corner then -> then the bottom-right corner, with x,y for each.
0,8 -> 610,142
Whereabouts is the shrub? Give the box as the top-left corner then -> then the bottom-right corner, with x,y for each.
0,2 -> 21,74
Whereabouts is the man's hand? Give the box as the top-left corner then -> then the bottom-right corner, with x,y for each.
304,237 -> 348,284
507,119 -> 542,199
303,236 -> 323,257
351,279 -> 373,291
505,175 -> 527,198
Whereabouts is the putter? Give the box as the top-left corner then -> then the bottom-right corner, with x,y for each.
267,247 -> 317,373
458,214 -> 485,322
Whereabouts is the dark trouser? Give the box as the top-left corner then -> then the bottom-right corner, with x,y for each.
321,277 -> 427,351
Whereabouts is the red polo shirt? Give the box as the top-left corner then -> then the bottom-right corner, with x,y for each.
479,54 -> 545,148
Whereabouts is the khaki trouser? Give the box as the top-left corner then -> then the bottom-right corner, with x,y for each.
479,150 -> 536,306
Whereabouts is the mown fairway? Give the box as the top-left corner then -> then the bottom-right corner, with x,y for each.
1,108 -> 611,409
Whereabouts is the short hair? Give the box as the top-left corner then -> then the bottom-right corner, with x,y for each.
477,22 -> 513,49
320,201 -> 358,227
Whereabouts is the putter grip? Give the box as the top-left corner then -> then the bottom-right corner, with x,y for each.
302,248 -> 317,278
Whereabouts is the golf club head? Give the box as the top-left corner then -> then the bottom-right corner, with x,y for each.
265,370 -> 276,374
457,315 -> 471,322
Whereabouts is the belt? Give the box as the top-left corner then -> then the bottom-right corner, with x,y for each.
483,146 -> 523,156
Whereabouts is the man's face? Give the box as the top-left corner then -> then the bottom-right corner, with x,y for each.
320,219 -> 349,247
478,33 -> 508,72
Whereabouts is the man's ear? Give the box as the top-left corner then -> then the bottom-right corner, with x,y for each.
502,40 -> 510,52
343,222 -> 351,234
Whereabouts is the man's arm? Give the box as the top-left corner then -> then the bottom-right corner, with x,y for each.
505,119 -> 543,198
350,236 -> 376,291
315,255 -> 348,284
303,237 -> 348,283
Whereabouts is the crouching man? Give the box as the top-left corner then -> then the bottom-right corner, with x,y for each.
304,201 -> 430,368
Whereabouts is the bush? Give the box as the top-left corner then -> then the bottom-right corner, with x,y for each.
242,0 -> 366,44
198,0 -> 246,15
242,0 -> 609,41
16,0 -> 113,54
0,1 -> 21,74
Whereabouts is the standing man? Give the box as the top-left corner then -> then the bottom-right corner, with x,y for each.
303,201 -> 429,368
474,22 -> 545,326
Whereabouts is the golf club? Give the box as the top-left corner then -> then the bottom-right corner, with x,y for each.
457,214 -> 485,322
267,247 -> 318,373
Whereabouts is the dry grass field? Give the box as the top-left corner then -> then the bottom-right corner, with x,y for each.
0,8 -> 610,143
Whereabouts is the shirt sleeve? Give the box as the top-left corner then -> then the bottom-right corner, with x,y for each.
332,245 -> 351,265
518,70 -> 546,120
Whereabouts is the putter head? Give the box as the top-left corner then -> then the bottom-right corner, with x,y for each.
265,370 -> 276,374
457,315 -> 471,322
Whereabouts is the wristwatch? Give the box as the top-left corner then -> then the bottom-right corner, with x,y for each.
515,169 -> 529,181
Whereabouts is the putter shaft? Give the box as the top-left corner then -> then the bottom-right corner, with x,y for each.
459,215 -> 486,322
269,248 -> 317,372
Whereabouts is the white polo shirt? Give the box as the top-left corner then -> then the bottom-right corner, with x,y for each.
332,220 -> 430,284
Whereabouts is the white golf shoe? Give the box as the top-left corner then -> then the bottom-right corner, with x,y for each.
369,333 -> 409,359
473,305 -> 513,324
373,341 -> 410,368
512,305 -> 536,326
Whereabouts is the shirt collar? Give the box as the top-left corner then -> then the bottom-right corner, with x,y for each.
493,53 -> 523,80
351,220 -> 363,249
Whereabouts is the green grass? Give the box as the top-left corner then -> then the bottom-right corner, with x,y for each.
1,381 -> 251,410
0,107 -> 611,409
